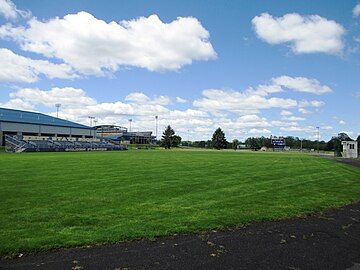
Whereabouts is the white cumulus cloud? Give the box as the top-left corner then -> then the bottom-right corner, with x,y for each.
0,98 -> 34,110
0,0 -> 29,20
193,75 -> 329,116
272,76 -> 332,95
0,85 -> 335,141
298,108 -> 312,114
193,88 -> 298,115
125,92 -> 171,106
176,97 -> 187,103
0,48 -> 77,83
298,100 -> 325,108
9,87 -> 96,108
353,3 -> 360,17
252,13 -> 345,54
249,128 -> 271,134
2,87 -> 210,139
0,12 -> 216,75
283,116 -> 306,121
280,110 -> 293,116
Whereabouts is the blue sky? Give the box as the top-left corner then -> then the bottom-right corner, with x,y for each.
0,0 -> 359,141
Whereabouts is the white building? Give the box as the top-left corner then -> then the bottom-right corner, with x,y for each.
341,141 -> 358,158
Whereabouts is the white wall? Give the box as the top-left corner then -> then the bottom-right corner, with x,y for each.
342,141 -> 358,158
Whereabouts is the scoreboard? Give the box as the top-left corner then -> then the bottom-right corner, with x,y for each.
271,136 -> 286,147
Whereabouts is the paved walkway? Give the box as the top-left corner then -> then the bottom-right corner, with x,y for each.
334,157 -> 360,167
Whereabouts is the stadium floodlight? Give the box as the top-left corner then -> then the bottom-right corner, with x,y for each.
88,116 -> 95,127
316,126 -> 320,154
155,116 -> 158,140
128,119 -> 132,132
55,104 -> 61,118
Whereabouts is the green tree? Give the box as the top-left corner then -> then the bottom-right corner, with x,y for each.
161,125 -> 175,149
232,139 -> 239,150
172,135 -> 182,147
212,128 -> 227,150
246,137 -> 260,150
338,132 -> 353,141
258,136 -> 272,148
326,139 -> 334,151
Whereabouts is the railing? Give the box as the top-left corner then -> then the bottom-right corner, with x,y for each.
5,135 -> 21,146
5,135 -> 33,153
48,139 -> 62,147
5,134 -> 127,152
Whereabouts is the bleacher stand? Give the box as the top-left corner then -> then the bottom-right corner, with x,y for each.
5,135 -> 127,153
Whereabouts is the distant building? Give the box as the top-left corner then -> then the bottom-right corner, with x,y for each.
0,107 -> 95,146
237,144 -> 247,149
95,125 -> 155,144
341,141 -> 358,158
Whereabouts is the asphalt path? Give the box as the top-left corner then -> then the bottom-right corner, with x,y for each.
1,202 -> 360,270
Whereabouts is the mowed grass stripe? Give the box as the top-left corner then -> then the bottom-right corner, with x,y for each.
0,150 -> 359,255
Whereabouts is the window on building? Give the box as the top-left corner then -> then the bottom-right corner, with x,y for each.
349,144 -> 354,149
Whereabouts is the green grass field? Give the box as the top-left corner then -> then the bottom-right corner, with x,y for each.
0,150 -> 359,256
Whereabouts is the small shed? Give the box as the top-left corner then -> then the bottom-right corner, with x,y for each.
341,141 -> 358,158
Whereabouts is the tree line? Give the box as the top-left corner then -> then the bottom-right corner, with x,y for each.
160,125 -> 360,153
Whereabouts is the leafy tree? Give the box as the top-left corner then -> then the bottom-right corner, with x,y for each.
190,140 -> 212,148
245,137 -> 260,150
232,139 -> 239,150
327,132 -> 353,156
212,128 -> 227,150
196,141 -> 206,148
161,125 -> 175,149
181,141 -> 190,147
337,132 -> 353,141
258,136 -> 272,148
172,135 -> 182,147
333,137 -> 342,157
325,139 -> 334,151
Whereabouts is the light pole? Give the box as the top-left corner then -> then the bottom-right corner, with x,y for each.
155,116 -> 158,141
55,103 -> 61,118
128,119 -> 132,132
316,126 -> 320,154
93,119 -> 98,126
88,116 -> 95,127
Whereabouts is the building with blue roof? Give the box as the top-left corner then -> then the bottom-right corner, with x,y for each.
0,107 -> 95,146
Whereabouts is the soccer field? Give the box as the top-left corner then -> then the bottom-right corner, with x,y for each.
0,150 -> 359,256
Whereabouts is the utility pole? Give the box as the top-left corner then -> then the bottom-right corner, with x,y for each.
155,115 -> 158,141
128,119 -> 132,132
55,103 -> 61,118
316,126 -> 320,154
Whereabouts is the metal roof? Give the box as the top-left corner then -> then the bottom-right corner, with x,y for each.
0,107 -> 91,129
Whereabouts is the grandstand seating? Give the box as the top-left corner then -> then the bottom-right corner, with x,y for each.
5,135 -> 127,152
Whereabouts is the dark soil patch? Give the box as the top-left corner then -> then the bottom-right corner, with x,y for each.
1,203 -> 360,270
